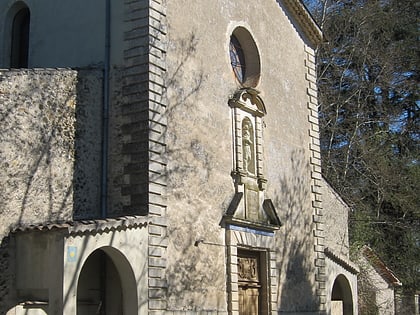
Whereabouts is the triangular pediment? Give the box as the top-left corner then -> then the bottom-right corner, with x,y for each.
223,192 -> 282,231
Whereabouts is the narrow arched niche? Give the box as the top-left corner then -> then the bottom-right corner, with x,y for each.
9,3 -> 30,68
242,117 -> 255,175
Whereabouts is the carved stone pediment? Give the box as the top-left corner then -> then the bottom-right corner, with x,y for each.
229,88 -> 266,117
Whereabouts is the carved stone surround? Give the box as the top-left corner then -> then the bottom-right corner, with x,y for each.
224,88 -> 281,314
225,225 -> 278,315
225,88 -> 281,230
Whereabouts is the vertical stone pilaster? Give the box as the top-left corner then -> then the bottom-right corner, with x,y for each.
268,250 -> 278,315
123,0 -> 168,313
255,117 -> 264,178
233,107 -> 243,172
305,44 -> 326,312
226,235 -> 239,315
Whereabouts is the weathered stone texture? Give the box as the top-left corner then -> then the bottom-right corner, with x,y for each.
322,178 -> 350,257
72,69 -> 103,219
118,1 -> 169,312
305,43 -> 327,311
0,69 -> 103,235
165,0 -> 319,313
0,1 -> 358,314
0,69 -> 76,238
357,253 -> 397,315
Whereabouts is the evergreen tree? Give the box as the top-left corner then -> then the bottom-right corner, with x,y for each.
304,0 -> 419,291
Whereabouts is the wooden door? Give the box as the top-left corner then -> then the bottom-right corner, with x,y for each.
238,251 -> 262,315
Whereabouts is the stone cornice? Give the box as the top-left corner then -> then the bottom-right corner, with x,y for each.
280,0 -> 323,46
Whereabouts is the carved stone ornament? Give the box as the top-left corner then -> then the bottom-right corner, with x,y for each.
242,118 -> 255,175
229,88 -> 265,181
228,88 -> 266,117
238,257 -> 258,281
223,88 -> 282,230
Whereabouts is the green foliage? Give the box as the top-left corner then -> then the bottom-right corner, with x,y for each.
304,0 -> 419,291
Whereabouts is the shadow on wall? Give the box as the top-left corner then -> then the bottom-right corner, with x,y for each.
0,30 -> 206,313
72,70 -> 103,219
62,230 -> 149,315
0,70 -> 77,237
165,32 -> 206,193
163,33 -> 227,311
273,148 -> 319,312
0,69 -> 104,233
145,32 -> 206,200
0,69 -> 103,313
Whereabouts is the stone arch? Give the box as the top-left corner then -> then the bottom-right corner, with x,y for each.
331,274 -> 354,315
76,246 -> 137,315
4,1 -> 30,67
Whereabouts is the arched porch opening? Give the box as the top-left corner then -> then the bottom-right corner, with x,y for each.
76,247 -> 137,315
331,274 -> 354,315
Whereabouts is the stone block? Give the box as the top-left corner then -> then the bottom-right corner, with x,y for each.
149,235 -> 168,247
149,257 -> 167,268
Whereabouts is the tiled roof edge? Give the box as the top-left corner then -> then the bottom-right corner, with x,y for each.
361,245 -> 402,287
325,247 -> 360,274
11,215 -> 149,236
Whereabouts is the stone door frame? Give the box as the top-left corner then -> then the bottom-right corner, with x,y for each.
225,225 -> 278,315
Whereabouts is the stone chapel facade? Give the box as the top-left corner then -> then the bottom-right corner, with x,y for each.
0,1 -> 358,314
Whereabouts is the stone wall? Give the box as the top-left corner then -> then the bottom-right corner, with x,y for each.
0,68 -> 103,235
322,178 -> 350,257
0,69 -> 76,238
358,254 -> 397,315
305,43 -> 327,311
165,0 -> 321,313
0,68 -> 103,313
0,1 -> 348,313
0,69 -> 76,313
118,1 -> 169,312
72,69 -> 103,219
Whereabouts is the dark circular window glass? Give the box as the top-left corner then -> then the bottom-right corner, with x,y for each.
228,27 -> 261,87
229,35 -> 246,83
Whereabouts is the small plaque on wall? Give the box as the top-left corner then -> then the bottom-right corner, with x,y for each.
67,246 -> 77,262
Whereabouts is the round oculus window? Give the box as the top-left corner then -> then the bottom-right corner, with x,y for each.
229,27 -> 261,87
